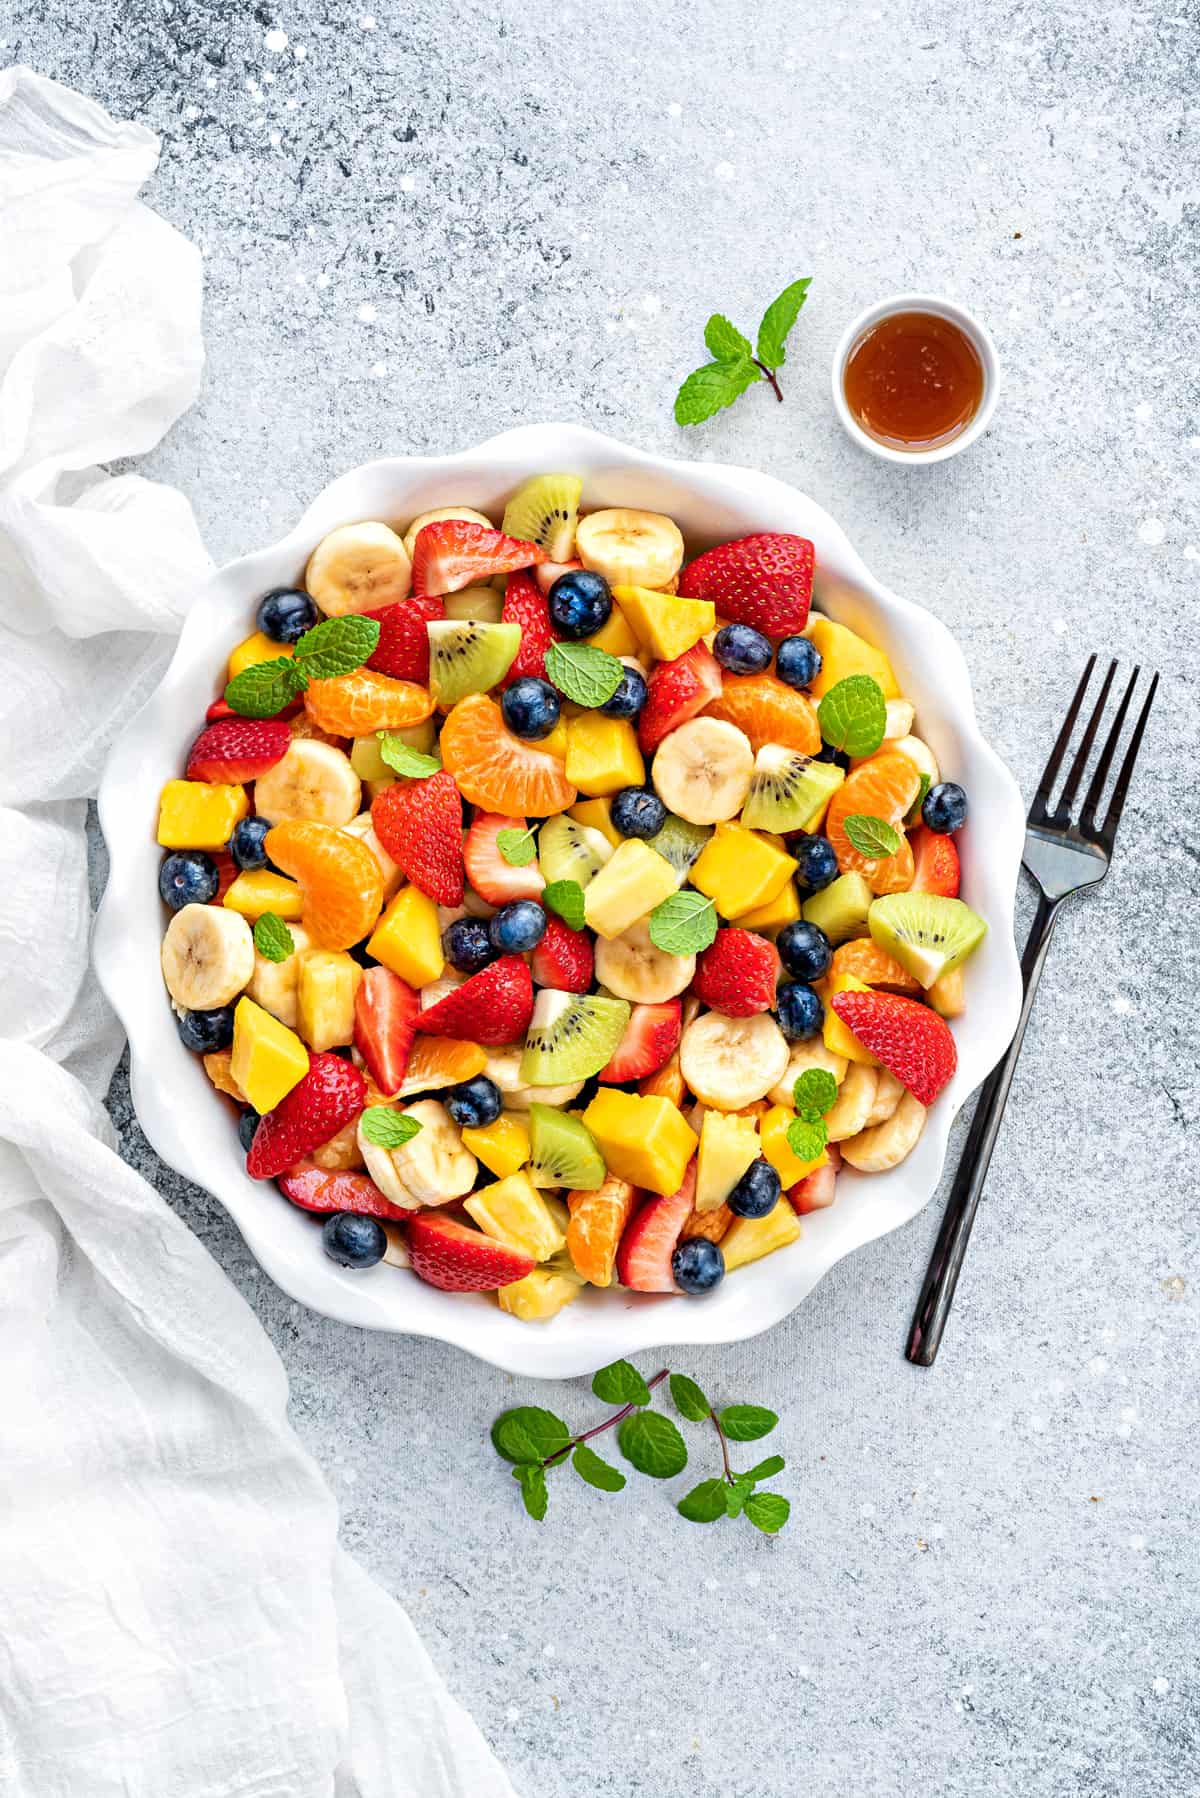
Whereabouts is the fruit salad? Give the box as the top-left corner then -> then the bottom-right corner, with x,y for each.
156,476 -> 987,1322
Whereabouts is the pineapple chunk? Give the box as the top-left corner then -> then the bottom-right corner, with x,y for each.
823,972 -> 880,1066
245,922 -> 311,1030
223,869 -> 305,921
759,1104 -> 829,1187
464,1171 -> 567,1262
227,631 -> 294,682
582,1089 -> 696,1195
695,1111 -> 760,1213
461,1112 -> 531,1179
721,1200 -> 802,1272
690,822 -> 797,920
230,997 -> 310,1114
929,968 -> 965,1017
564,713 -> 644,797
612,584 -> 715,661
583,839 -> 680,939
157,780 -> 248,852
366,884 -> 444,986
296,949 -> 361,1052
498,1267 -> 581,1322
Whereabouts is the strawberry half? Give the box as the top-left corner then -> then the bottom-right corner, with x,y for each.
205,698 -> 238,722
501,568 -> 558,682
530,916 -> 594,993
371,771 -> 464,905
408,1212 -> 535,1291
411,520 -> 545,597
353,966 -> 419,1094
910,825 -> 961,898
364,595 -> 445,683
186,717 -> 292,784
278,1162 -> 413,1222
677,532 -> 814,637
692,928 -> 778,1017
788,1141 -> 841,1215
247,1053 -> 366,1180
417,955 -> 534,1045
464,811 -> 546,905
616,1161 -> 697,1292
830,990 -> 957,1106
598,1000 -> 682,1082
637,642 -> 723,755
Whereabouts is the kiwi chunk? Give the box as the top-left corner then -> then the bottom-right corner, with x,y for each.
868,892 -> 986,989
528,1102 -> 606,1190
442,585 -> 505,623
427,619 -> 520,704
802,871 -> 873,944
538,814 -> 613,888
502,474 -> 584,562
647,813 -> 712,880
742,745 -> 846,833
520,990 -> 630,1084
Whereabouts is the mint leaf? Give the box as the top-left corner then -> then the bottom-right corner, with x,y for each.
719,1404 -> 778,1442
817,674 -> 888,758
591,1359 -> 652,1406
745,1453 -> 786,1483
674,358 -> 761,427
293,614 -> 381,680
793,1067 -> 838,1120
648,890 -> 718,955
617,1410 -> 688,1480
542,879 -> 586,932
492,1407 -> 571,1465
669,1374 -> 711,1423
496,827 -> 537,868
378,734 -> 442,778
252,912 -> 294,962
704,314 -> 753,362
843,814 -> 902,859
677,1478 -> 728,1523
786,1116 -> 827,1163
544,640 -> 625,708
572,1445 -> 626,1492
755,277 -> 812,371
224,657 -> 307,718
514,1462 -> 548,1521
744,1491 -> 790,1534
907,772 -> 932,824
725,1474 -> 756,1518
359,1106 -> 422,1149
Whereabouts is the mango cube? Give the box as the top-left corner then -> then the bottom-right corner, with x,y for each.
227,631 -> 294,683
612,584 -> 716,661
583,839 -> 680,939
696,1110 -> 760,1213
738,879 -> 802,934
690,821 -> 797,919
539,718 -> 570,760
223,868 -> 304,921
157,779 -> 248,852
720,1199 -> 802,1272
806,616 -> 899,700
498,1267 -> 581,1322
565,713 -> 644,797
759,1104 -> 830,1188
296,949 -> 361,1052
461,1112 -> 531,1180
582,1089 -> 697,1195
823,972 -> 880,1066
585,604 -> 641,658
464,1171 -> 567,1262
366,884 -> 444,986
569,796 -> 622,850
230,996 -> 310,1114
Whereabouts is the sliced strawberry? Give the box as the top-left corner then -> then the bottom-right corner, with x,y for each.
186,717 -> 292,784
371,770 -> 464,905
463,811 -> 546,905
364,594 -> 445,683
830,990 -> 957,1106
788,1142 -> 841,1214
535,558 -> 583,596
530,916 -> 594,993
278,1162 -> 413,1222
353,966 -> 419,1094
206,698 -> 238,722
408,1212 -> 535,1292
501,568 -> 558,682
910,824 -> 961,898
677,532 -> 814,637
616,1161 -> 697,1292
417,955 -> 533,1045
247,1053 -> 366,1180
598,1000 -> 682,1082
411,520 -> 545,597
692,928 -> 778,1017
637,642 -> 723,755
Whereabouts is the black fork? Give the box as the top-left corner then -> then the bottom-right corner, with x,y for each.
906,658 -> 1159,1367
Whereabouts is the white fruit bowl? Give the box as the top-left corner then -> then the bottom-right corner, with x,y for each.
95,423 -> 1024,1379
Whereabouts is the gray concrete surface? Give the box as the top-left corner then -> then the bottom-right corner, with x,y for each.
14,2 -> 1199,1792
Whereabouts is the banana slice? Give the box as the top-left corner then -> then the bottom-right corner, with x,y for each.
883,699 -> 916,741
483,1045 -> 583,1111
594,918 -> 694,1003
387,1098 -> 478,1203
246,921 -> 312,1029
768,1036 -> 848,1106
890,734 -> 939,785
679,1011 -> 790,1111
343,811 -> 403,899
575,508 -> 685,590
356,1122 -> 423,1209
161,904 -> 255,1010
824,1063 -> 878,1142
840,1090 -> 927,1172
305,520 -> 413,616
652,718 -> 754,825
401,506 -> 494,563
864,1068 -> 905,1128
253,740 -> 361,828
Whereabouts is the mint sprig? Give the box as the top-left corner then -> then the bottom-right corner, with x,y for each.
359,1106 -> 422,1149
544,640 -> 625,708
496,826 -> 537,868
377,734 -> 442,778
843,814 -> 902,859
793,1067 -> 838,1120
648,889 -> 718,955
674,277 -> 812,425
224,657 -> 306,718
542,878 -> 586,931
223,614 -> 382,717
252,912 -> 295,962
817,674 -> 888,758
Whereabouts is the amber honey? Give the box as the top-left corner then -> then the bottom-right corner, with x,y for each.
843,310 -> 984,451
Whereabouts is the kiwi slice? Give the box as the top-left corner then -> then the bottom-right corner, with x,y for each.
741,745 -> 846,833
868,892 -> 987,989
802,871 -> 873,944
442,584 -> 505,623
647,813 -> 712,880
502,473 -> 584,562
427,619 -> 520,704
538,814 -> 613,888
520,990 -> 630,1084
528,1102 -> 606,1190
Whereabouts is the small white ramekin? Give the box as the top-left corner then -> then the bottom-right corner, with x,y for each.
831,293 -> 1000,466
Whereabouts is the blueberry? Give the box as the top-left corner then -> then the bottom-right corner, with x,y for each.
923,781 -> 968,834
444,917 -> 495,974
792,834 -> 839,893
175,1005 -> 236,1053
488,899 -> 547,955
238,1108 -> 261,1152
229,816 -> 273,872
444,1074 -> 503,1128
610,785 -> 667,840
727,1157 -> 782,1219
600,664 -> 648,721
322,1212 -> 387,1269
776,919 -> 833,983
815,743 -> 851,772
257,586 -> 319,644
547,569 -> 612,640
775,635 -> 822,690
713,623 -> 773,675
775,981 -> 825,1042
501,676 -> 561,740
671,1236 -> 726,1295
158,851 -> 219,911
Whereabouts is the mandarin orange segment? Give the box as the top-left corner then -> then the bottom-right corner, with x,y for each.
703,673 -> 821,756
439,693 -> 576,816
265,821 -> 384,951
831,937 -> 921,995
401,1036 -> 488,1090
824,750 -> 921,896
303,668 -> 435,736
566,1176 -> 636,1286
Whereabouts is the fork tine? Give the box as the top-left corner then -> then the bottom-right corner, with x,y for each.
1097,671 -> 1158,846
1078,664 -> 1139,835
1053,658 -> 1117,821
1030,655 -> 1096,819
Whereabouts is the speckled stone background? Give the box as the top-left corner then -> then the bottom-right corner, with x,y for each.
10,1 -> 1198,1792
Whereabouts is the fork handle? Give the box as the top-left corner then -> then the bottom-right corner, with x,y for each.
905,891 -> 1062,1367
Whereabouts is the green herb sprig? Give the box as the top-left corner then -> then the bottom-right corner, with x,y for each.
674,279 -> 812,427
223,614 -> 381,717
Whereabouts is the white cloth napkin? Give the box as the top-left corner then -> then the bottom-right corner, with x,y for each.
0,67 -> 517,1798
